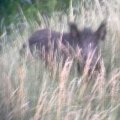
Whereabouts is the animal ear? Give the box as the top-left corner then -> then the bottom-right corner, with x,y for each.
69,23 -> 79,38
96,21 -> 107,41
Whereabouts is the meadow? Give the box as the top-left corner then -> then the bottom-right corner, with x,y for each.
0,0 -> 120,120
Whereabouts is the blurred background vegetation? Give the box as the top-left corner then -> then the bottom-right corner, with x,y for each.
0,0 -> 95,34
0,0 -> 82,30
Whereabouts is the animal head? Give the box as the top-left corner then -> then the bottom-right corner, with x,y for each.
69,21 -> 107,71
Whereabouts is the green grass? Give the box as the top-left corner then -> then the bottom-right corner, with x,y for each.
0,0 -> 120,120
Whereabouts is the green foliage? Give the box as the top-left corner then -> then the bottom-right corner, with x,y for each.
0,0 -> 19,24
0,0 -> 71,25
0,0 -> 74,33
34,0 -> 57,15
55,0 -> 70,11
0,0 -> 92,33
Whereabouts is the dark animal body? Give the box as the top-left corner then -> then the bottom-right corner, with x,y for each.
20,21 -> 106,73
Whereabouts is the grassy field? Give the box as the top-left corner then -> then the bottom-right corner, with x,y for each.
0,0 -> 120,120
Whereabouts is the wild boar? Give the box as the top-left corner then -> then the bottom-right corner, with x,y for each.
20,21 -> 106,73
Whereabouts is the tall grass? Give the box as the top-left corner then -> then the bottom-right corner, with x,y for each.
0,0 -> 120,120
